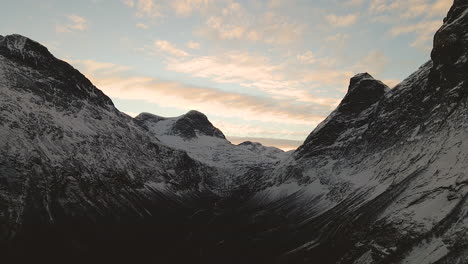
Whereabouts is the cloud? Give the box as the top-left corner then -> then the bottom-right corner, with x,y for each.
369,0 -> 450,50
123,0 -> 162,18
154,40 -> 189,57
73,62 -> 326,126
206,16 -> 246,39
227,136 -> 303,151
165,51 -> 340,107
267,0 -> 289,9
326,33 -> 350,43
66,59 -> 132,74
136,23 -> 149,29
166,51 -> 279,84
370,0 -> 451,19
353,50 -> 389,74
297,51 -> 317,64
325,14 -> 359,27
389,19 -> 442,50
122,0 -> 134,7
187,40 -> 201,49
171,0 -> 215,16
300,69 -> 354,90
56,15 -> 88,33
429,0 -> 452,17
369,0 -> 449,19
213,120 -> 308,139
344,0 -> 365,6
197,3 -> 305,45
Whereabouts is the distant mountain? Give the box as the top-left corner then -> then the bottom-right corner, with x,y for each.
136,110 -> 226,140
135,111 -> 289,192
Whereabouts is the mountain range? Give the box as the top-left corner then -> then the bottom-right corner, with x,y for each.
0,0 -> 467,263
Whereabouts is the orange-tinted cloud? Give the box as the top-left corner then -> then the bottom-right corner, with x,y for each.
71,59 -> 328,126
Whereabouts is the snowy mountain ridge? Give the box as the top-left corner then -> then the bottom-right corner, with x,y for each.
255,1 -> 468,262
135,111 -> 289,190
1,1 -> 468,263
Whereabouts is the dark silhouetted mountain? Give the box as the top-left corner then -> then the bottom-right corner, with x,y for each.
265,1 -> 468,263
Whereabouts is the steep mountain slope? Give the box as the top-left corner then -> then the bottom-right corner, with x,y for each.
135,111 -> 289,190
259,1 -> 468,263
0,1 -> 467,263
0,34 -> 220,244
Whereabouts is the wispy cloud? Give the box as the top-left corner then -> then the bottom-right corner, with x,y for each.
186,41 -> 201,49
171,0 -> 215,16
389,20 -> 442,50
136,23 -> 149,29
197,2 -> 305,45
154,40 -> 190,57
325,13 -> 359,27
228,136 -> 303,151
72,59 -> 327,126
56,15 -> 88,33
344,0 -> 365,6
165,51 -> 339,107
66,59 -> 132,74
369,0 -> 450,50
297,51 -> 317,64
353,50 -> 389,74
122,0 -> 134,7
213,120 -> 308,139
369,0 -> 450,19
123,0 -> 163,18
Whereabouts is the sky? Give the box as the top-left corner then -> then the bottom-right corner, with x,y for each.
1,0 -> 453,150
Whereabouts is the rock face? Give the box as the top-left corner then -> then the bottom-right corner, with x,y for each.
1,1 -> 468,263
297,72 -> 389,157
340,73 -> 389,114
0,33 -> 218,246
262,1 -> 468,263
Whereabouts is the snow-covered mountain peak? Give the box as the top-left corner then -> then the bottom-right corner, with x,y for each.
179,110 -> 226,139
134,112 -> 167,127
136,110 -> 225,139
0,34 -> 114,110
135,110 -> 290,187
238,141 -> 284,156
0,34 -> 53,59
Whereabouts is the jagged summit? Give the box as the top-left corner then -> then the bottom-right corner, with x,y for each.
134,112 -> 167,128
349,72 -> 373,86
184,110 -> 207,118
339,72 -> 389,114
135,110 -> 288,178
177,110 -> 225,139
296,73 -> 389,156
430,0 -> 468,88
271,2 -> 468,263
238,141 -> 260,146
135,110 -> 225,139
0,34 -> 54,59
0,34 -> 113,109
